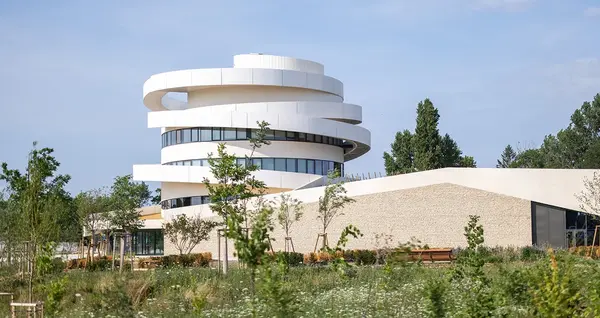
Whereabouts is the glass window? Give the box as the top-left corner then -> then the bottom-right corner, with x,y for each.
286,131 -> 297,141
201,159 -> 210,166
237,128 -> 248,140
170,199 -> 177,209
191,196 -> 203,206
328,161 -> 334,173
176,130 -> 182,144
250,129 -> 259,139
262,158 -> 275,170
183,161 -> 191,166
200,128 -> 212,141
176,161 -> 183,166
161,134 -> 165,147
298,133 -> 306,141
315,160 -> 323,175
315,135 -> 322,143
307,134 -> 315,142
183,129 -> 191,143
252,158 -> 262,169
265,129 -> 274,140
274,130 -> 286,141
182,197 -> 191,207
275,158 -> 286,171
307,160 -> 315,174
223,128 -> 236,141
169,131 -> 175,145
286,159 -> 296,172
236,158 -> 246,167
176,198 -> 184,207
191,129 -> 199,142
192,160 -> 201,166
202,196 -> 211,204
323,136 -> 329,144
212,128 -> 221,141
298,159 -> 307,173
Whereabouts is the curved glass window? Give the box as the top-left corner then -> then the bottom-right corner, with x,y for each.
161,195 -> 211,210
161,127 -> 344,148
164,157 -> 343,176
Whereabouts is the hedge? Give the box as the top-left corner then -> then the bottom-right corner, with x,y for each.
138,252 -> 212,269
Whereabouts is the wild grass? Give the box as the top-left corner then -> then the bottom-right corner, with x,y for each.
1,248 -> 600,317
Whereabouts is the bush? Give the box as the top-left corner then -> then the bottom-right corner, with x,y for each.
273,252 -> 304,266
152,252 -> 212,268
353,249 -> 377,265
521,246 -> 545,261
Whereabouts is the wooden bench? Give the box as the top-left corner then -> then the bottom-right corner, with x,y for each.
409,248 -> 454,262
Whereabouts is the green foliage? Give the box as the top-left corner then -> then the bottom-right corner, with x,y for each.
317,170 -> 355,240
36,241 -> 57,276
384,99 -> 475,175
258,259 -> 301,317
276,192 -> 303,238
497,144 -> 517,168
454,215 -> 486,280
163,214 -> 220,255
505,93 -> 600,169
423,273 -> 448,318
321,225 -> 363,276
42,275 -> 68,316
530,249 -> 582,317
151,187 -> 161,205
107,174 -> 149,234
575,171 -> 600,216
272,252 -> 304,266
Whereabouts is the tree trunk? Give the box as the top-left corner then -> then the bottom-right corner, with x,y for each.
130,234 -> 134,272
223,229 -> 229,275
111,234 -> 116,271
119,235 -> 125,273
91,230 -> 95,263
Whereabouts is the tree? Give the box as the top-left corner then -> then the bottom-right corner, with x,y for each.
383,130 -> 414,175
510,148 -> 546,168
151,188 -> 161,205
575,172 -> 600,217
276,193 -> 303,252
108,174 -> 150,272
0,142 -> 72,300
163,214 -> 219,255
413,98 -> 443,171
75,188 -> 111,262
204,120 -> 272,288
384,99 -> 474,175
316,170 -> 355,250
496,145 -> 516,168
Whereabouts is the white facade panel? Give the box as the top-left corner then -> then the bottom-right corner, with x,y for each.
252,69 -> 283,86
221,68 -> 252,85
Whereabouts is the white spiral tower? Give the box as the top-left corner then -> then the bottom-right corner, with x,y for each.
133,54 -> 371,215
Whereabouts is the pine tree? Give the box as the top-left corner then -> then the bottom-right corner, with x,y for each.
383,130 -> 414,175
413,98 -> 443,171
441,133 -> 462,167
496,145 -> 516,168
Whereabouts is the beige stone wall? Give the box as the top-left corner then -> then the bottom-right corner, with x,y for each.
164,183 -> 532,257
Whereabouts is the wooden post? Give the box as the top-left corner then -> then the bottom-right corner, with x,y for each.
313,233 -> 329,253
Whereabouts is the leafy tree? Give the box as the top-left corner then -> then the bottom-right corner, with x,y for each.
384,99 -> 474,174
316,170 -> 355,250
496,145 -> 517,168
0,142 -> 72,300
107,174 -> 150,272
151,188 -> 161,205
75,188 -> 111,262
575,172 -> 600,217
510,148 -> 546,168
383,130 -> 414,175
163,214 -> 219,255
276,193 -> 303,252
413,98 -> 443,171
204,120 -> 272,290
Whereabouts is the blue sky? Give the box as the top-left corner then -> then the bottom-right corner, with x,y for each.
1,0 -> 599,194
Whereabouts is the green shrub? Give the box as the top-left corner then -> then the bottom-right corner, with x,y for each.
353,249 -> 377,265
521,246 -> 545,261
273,252 -> 304,266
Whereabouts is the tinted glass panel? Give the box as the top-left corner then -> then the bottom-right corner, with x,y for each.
307,160 -> 315,174
237,129 -> 247,140
200,129 -> 212,141
212,128 -> 221,140
176,130 -> 182,144
315,135 -> 322,143
265,130 -> 274,140
191,196 -> 202,205
274,131 -> 286,140
298,133 -> 306,141
286,159 -> 296,172
263,158 -> 275,170
191,129 -> 199,142
192,160 -> 201,166
183,129 -> 191,143
223,128 -> 236,141
252,158 -> 262,169
286,131 -> 296,140
236,158 -> 246,167
201,159 -> 210,166
315,160 -> 322,175
307,134 -> 314,142
275,158 -> 286,171
298,159 -> 307,173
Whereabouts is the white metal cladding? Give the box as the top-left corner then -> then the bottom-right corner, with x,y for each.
134,54 -> 371,195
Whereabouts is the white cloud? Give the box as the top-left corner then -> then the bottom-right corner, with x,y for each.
584,7 -> 600,17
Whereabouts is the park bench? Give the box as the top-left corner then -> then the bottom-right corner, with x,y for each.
409,248 -> 454,262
